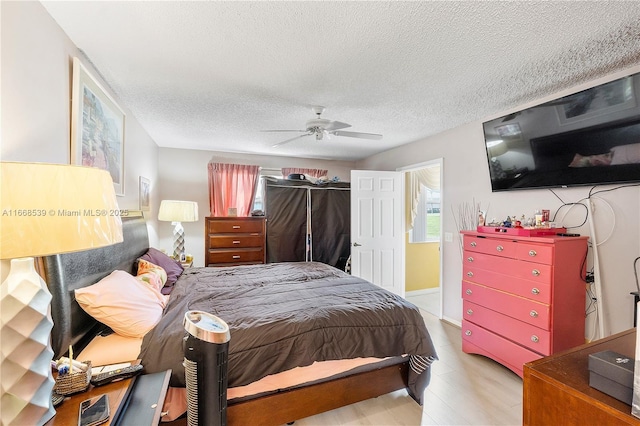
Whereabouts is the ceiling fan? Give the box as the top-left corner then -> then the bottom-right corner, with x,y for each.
262,106 -> 383,148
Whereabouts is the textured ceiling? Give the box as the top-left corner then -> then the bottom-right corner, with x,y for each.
41,1 -> 640,161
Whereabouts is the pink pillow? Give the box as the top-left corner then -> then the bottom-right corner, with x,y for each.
75,270 -> 168,338
610,143 -> 640,165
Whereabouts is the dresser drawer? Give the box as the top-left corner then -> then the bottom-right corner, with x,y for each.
463,300 -> 550,355
462,263 -> 551,303
207,219 -> 264,234
463,235 -> 518,257
464,251 -> 553,284
462,320 -> 543,374
207,248 -> 264,265
208,235 -> 264,249
462,281 -> 550,329
515,243 -> 553,265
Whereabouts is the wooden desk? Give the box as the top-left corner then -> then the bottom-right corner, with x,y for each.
523,328 -> 640,425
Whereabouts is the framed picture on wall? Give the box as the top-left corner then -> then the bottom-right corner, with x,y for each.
139,176 -> 150,211
71,57 -> 126,196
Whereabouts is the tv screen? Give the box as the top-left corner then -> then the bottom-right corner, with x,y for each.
482,72 -> 640,191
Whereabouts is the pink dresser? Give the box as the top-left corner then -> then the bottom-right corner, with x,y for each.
460,231 -> 588,377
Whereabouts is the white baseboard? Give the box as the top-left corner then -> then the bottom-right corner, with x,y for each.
405,288 -> 439,297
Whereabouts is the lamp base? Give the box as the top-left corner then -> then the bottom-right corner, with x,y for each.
1,257 -> 55,426
172,222 -> 186,261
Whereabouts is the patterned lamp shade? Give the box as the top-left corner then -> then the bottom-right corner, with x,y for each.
0,162 -> 123,425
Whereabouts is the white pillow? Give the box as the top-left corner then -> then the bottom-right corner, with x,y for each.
610,143 -> 640,165
75,270 -> 168,338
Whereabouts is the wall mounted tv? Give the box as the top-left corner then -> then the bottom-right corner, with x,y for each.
482,72 -> 640,191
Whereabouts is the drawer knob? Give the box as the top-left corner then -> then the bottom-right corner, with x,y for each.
530,310 -> 538,318
465,330 -> 472,336
529,249 -> 537,257
531,287 -> 540,295
532,269 -> 541,277
467,256 -> 474,262
232,240 -> 241,244
466,271 -> 474,277
466,309 -> 473,315
531,335 -> 539,343
232,225 -> 241,229
470,242 -> 477,247
232,255 -> 241,259
465,289 -> 473,295
496,245 -> 504,252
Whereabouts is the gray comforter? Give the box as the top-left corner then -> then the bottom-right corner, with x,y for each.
139,262 -> 437,403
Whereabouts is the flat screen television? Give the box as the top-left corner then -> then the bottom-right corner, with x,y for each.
482,72 -> 640,191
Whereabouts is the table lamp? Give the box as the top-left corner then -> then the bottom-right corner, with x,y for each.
158,200 -> 198,261
0,162 -> 123,426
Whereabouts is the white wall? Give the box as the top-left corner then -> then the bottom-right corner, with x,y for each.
357,65 -> 640,339
1,1 -> 160,245
157,148 -> 356,266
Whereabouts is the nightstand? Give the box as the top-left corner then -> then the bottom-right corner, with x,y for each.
46,368 -> 171,426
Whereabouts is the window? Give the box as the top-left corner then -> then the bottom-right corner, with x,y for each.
252,168 -> 282,212
409,184 -> 441,243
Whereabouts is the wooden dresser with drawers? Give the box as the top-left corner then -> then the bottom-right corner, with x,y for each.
460,230 -> 588,377
205,216 -> 266,267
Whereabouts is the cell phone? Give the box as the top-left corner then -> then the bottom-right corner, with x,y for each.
78,394 -> 110,426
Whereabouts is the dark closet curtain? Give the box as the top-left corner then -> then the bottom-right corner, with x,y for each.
265,179 -> 350,268
265,185 -> 307,263
310,189 -> 350,269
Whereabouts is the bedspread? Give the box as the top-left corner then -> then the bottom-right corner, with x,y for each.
139,262 -> 437,403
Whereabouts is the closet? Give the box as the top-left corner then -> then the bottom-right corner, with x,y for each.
265,179 -> 350,269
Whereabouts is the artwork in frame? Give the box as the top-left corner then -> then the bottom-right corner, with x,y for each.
71,57 -> 126,196
556,75 -> 636,126
139,177 -> 151,211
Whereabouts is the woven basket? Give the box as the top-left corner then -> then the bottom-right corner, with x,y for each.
54,361 -> 91,395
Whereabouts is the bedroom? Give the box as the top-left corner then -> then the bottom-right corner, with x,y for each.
2,1 -> 640,425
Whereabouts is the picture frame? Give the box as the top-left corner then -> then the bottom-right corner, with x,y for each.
139,177 -> 151,211
71,57 -> 126,196
556,75 -> 636,126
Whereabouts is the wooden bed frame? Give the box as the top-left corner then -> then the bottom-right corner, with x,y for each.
41,215 -> 413,426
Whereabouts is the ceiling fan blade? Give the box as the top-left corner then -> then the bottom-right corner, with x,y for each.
261,129 -> 307,133
323,121 -> 351,131
272,133 -> 312,148
332,130 -> 383,140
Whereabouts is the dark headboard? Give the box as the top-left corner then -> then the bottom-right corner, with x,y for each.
41,215 -> 149,358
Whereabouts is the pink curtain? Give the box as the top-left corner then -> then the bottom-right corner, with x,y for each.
281,168 -> 328,179
208,163 -> 260,217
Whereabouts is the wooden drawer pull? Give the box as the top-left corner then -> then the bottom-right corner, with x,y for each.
531,335 -> 539,343
232,225 -> 241,229
232,255 -> 241,259
496,245 -> 504,252
466,309 -> 473,315
465,330 -> 472,336
470,242 -> 477,247
232,240 -> 241,244
532,269 -> 541,277
529,249 -> 537,257
531,287 -> 540,295
530,310 -> 538,318
467,256 -> 474,262
465,289 -> 472,295
466,271 -> 474,277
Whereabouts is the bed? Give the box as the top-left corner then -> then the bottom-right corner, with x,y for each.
41,215 -> 437,425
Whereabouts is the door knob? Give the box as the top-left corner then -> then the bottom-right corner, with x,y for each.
353,242 -> 362,247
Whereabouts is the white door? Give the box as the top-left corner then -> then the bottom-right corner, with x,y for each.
350,170 -> 404,297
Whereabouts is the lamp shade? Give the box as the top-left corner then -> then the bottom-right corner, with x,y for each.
486,139 -> 508,158
0,162 -> 124,259
158,200 -> 199,222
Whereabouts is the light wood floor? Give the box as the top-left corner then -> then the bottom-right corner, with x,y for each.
291,307 -> 523,425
